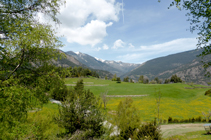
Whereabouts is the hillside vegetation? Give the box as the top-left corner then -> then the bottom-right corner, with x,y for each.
65,78 -> 211,121
121,49 -> 211,85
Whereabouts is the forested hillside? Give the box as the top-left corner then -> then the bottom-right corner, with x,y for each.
121,49 -> 211,85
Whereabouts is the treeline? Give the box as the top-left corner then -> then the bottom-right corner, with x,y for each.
54,66 -> 100,78
119,74 -> 183,84
167,116 -> 208,124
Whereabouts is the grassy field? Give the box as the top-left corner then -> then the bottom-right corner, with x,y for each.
165,131 -> 211,140
65,78 -> 211,121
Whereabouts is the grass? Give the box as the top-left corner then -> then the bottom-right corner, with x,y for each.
165,131 -> 211,140
33,77 -> 211,139
64,78 -> 211,121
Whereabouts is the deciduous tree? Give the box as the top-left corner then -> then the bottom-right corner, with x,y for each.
0,0 -> 65,138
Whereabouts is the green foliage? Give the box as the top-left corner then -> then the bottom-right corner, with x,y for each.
150,80 -> 157,84
164,79 -> 170,84
154,77 -> 159,83
205,89 -> 211,96
143,78 -> 149,84
65,78 -> 211,121
0,0 -> 65,138
170,74 -> 182,83
64,66 -> 99,78
123,76 -> 129,82
112,74 -> 117,81
55,79 -> 105,139
167,0 -> 211,69
130,78 -> 134,83
100,90 -> 109,110
135,122 -> 162,140
114,98 -> 141,140
116,77 -> 121,83
105,75 -> 108,80
139,75 -> 144,83
167,116 -> 205,124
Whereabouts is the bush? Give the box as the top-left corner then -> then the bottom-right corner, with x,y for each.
135,122 -> 162,140
55,79 -> 105,139
170,74 -> 182,83
114,98 -> 140,140
51,84 -> 68,101
168,117 -> 173,123
116,77 -> 121,83
150,80 -> 157,84
205,89 -> 211,96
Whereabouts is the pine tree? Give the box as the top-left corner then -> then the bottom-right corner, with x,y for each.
55,79 -> 105,139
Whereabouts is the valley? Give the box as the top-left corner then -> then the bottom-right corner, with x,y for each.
60,49 -> 211,85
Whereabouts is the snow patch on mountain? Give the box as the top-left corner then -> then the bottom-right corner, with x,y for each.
94,57 -> 105,62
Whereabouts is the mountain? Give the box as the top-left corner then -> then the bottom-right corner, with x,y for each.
65,51 -> 140,76
52,50 -> 86,68
52,50 -> 113,79
121,49 -> 211,85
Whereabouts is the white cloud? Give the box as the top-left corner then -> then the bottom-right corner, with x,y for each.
128,43 -> 135,48
61,20 -> 113,46
139,38 -> 198,53
96,47 -> 102,51
112,39 -> 125,49
102,44 -> 109,50
38,0 -> 121,46
117,38 -> 198,63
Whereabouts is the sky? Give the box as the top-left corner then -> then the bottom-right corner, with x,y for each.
39,0 -> 199,64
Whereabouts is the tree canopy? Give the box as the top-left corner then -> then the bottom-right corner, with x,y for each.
0,0 -> 66,138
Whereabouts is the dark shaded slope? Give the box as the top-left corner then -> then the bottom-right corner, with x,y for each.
121,49 -> 211,84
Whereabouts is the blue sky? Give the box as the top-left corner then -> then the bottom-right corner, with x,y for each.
40,0 -> 198,64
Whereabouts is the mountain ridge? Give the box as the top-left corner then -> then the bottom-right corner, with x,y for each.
65,51 -> 140,77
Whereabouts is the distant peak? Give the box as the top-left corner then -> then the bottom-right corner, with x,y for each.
75,52 -> 80,55
95,57 -> 105,62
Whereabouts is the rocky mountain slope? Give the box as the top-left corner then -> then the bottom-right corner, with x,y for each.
65,51 -> 140,76
121,49 -> 211,85
53,50 -> 113,79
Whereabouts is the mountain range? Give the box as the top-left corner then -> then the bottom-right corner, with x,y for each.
65,51 -> 140,77
55,49 -> 211,85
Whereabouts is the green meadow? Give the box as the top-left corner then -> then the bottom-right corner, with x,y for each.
65,78 -> 211,121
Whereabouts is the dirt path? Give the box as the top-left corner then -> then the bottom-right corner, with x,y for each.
160,123 -> 206,138
106,95 -> 148,97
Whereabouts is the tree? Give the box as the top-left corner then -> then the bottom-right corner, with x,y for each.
164,0 -> 211,70
130,78 -> 134,83
100,90 -> 109,110
170,74 -> 182,83
138,75 -> 144,83
143,78 -> 149,84
150,80 -> 157,84
164,79 -> 170,84
154,77 -> 159,84
112,74 -> 117,81
114,98 -> 141,139
0,0 -> 65,138
116,77 -> 121,83
105,75 -> 108,80
123,76 -> 129,82
55,79 -> 105,139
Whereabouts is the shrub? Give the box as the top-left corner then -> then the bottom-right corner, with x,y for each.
55,79 -> 105,139
149,80 -> 157,84
168,117 -> 173,123
135,122 -> 162,140
170,74 -> 182,83
205,89 -> 211,96
116,77 -> 121,83
114,98 -> 140,140
51,84 -> 68,101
